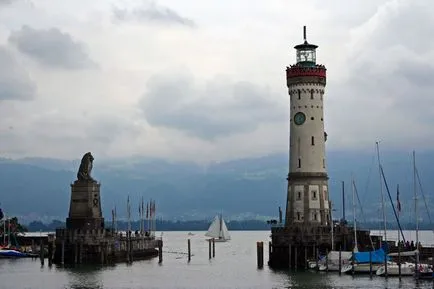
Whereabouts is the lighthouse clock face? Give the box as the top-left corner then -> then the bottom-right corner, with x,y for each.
294,112 -> 306,125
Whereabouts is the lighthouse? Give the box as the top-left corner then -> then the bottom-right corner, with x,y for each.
269,26 -> 332,269
285,26 -> 330,227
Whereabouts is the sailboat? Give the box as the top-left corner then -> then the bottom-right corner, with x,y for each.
205,215 -> 231,242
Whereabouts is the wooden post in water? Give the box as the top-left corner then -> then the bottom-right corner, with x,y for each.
47,242 -> 53,266
257,242 -> 264,269
158,240 -> 163,264
288,244 -> 292,269
61,240 -> 65,265
79,242 -> 83,264
294,246 -> 298,270
369,250 -> 372,278
304,247 -> 308,270
187,239 -> 191,262
325,248 -> 329,273
212,238 -> 215,258
269,242 -> 272,263
31,239 -> 35,258
208,239 -> 212,259
74,243 -> 78,264
39,239 -> 44,266
338,247 -> 342,275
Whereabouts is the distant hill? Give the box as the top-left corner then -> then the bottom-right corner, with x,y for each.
0,149 -> 432,226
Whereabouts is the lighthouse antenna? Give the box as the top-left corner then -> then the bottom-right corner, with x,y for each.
303,26 -> 307,42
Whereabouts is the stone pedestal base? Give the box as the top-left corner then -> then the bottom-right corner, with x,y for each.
66,217 -> 104,230
67,180 -> 103,230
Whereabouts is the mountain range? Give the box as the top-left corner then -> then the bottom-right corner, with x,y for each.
0,149 -> 432,226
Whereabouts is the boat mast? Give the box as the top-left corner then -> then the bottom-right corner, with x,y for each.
219,214 -> 223,238
376,141 -> 387,246
351,175 -> 358,252
330,201 -> 334,251
2,216 -> 4,245
413,151 -> 419,257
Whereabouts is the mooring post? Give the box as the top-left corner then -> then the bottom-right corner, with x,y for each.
79,242 -> 83,264
288,244 -> 292,269
31,239 -> 35,258
369,250 -> 372,278
100,242 -> 104,265
212,238 -> 215,258
338,247 -> 342,275
47,239 -> 53,266
61,240 -> 65,265
208,239 -> 212,260
158,240 -> 163,264
325,248 -> 329,273
188,239 -> 191,262
257,242 -> 264,269
74,242 -> 78,264
39,239 -> 44,266
269,242 -> 272,263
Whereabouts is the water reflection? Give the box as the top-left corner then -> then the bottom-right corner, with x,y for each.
62,265 -> 105,289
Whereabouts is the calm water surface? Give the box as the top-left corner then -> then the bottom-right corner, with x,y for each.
0,231 -> 432,289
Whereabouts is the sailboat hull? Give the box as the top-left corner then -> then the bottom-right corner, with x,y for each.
206,238 -> 229,243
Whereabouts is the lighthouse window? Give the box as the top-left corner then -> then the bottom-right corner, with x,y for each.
311,117 -> 314,120
297,191 -> 301,200
298,89 -> 301,100
298,158 -> 301,168
323,159 -> 325,168
310,89 -> 314,99
311,136 -> 315,146
296,212 -> 301,221
324,190 -> 328,199
312,191 -> 317,200
313,212 -> 318,221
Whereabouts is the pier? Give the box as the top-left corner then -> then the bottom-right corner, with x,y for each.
51,152 -> 161,265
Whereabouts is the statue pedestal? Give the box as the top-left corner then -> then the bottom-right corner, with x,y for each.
66,180 -> 104,230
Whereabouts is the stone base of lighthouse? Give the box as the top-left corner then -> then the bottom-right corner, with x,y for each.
268,172 -> 332,269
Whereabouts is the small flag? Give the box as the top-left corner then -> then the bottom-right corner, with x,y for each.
396,185 -> 401,215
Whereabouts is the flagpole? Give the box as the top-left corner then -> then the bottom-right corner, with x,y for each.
114,206 -> 118,233
127,195 -> 131,235
142,196 -> 145,234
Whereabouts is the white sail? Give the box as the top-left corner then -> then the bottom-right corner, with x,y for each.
205,215 -> 230,241
220,217 -> 231,240
205,216 -> 221,239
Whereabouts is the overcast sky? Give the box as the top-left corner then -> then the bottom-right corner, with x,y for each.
0,0 -> 432,163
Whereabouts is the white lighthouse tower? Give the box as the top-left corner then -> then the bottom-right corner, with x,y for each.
285,26 -> 330,228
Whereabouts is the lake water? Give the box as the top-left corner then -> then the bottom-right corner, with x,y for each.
0,231 -> 433,289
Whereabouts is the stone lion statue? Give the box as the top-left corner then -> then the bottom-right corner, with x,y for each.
77,152 -> 96,182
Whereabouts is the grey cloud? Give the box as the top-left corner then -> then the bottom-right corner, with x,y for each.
8,25 -> 97,69
326,0 -> 434,148
112,1 -> 196,28
0,47 -> 36,101
140,74 -> 286,140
